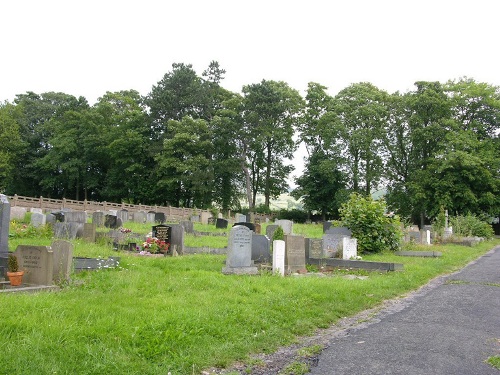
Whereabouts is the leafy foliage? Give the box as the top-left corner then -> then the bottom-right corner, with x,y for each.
449,214 -> 494,239
339,193 -> 402,254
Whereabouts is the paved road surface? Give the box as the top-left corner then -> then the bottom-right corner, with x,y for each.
309,246 -> 500,375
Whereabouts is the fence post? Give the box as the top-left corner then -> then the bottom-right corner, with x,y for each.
39,196 -> 43,208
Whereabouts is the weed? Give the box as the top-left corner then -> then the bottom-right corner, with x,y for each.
280,361 -> 310,375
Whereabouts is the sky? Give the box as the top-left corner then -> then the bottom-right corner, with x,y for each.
2,0 -> 499,182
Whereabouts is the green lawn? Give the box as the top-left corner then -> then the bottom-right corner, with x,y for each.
2,222 -> 499,374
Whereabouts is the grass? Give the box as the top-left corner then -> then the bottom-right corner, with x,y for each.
2,221 -> 500,374
487,355 -> 500,370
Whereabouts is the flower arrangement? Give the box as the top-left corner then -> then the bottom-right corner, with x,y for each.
142,237 -> 170,254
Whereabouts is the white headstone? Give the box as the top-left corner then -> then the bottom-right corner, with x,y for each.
222,225 -> 257,274
30,212 -> 46,228
342,237 -> 358,260
272,240 -> 285,276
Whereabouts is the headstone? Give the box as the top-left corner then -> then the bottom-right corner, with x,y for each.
251,234 -> 271,263
154,212 -> 166,224
266,225 -> 279,240
46,213 -> 56,225
272,240 -> 285,276
323,221 -> 333,233
284,235 -> 306,274
146,211 -> 155,223
342,237 -> 358,260
134,211 -> 146,224
407,231 -> 421,244
83,223 -> 96,242
15,245 -> 54,285
216,218 -> 228,229
170,224 -> 185,255
51,211 -> 65,222
54,222 -> 84,239
51,240 -> 73,283
443,226 -> 453,239
200,212 -> 211,225
117,209 -> 129,223
152,224 -> 172,244
92,211 -> 105,227
254,223 -> 262,234
233,222 -> 255,232
64,211 -> 87,223
30,212 -> 46,228
420,229 -> 431,245
235,213 -> 246,223
104,214 -> 118,229
325,226 -> 352,236
222,225 -> 257,275
180,221 -> 194,234
10,206 -> 27,220
107,209 -> 118,217
305,238 -> 323,260
0,195 -> 10,274
275,219 -> 293,235
30,208 -> 43,214
208,217 -> 215,225
322,233 -> 347,258
190,215 -> 200,223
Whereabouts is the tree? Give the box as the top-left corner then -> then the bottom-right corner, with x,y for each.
0,102 -> 22,192
242,80 -> 304,208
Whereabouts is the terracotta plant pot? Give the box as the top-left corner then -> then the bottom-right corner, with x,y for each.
6,271 -> 24,286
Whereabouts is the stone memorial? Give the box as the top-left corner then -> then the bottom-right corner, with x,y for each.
10,206 -> 27,220
276,219 -> 293,235
251,233 -> 271,263
266,225 -> 279,241
104,214 -> 120,229
146,211 -> 156,223
31,212 -> 46,228
134,211 -> 146,224
170,224 -> 185,255
407,231 -> 421,244
117,209 -> 129,223
208,217 -> 215,225
51,211 -> 65,222
235,213 -> 246,223
190,215 -> 200,223
154,212 -> 166,224
222,225 -> 257,275
51,240 -> 73,283
216,218 -> 228,229
152,224 -> 171,244
15,245 -> 54,285
323,221 -> 333,233
325,226 -> 352,236
92,211 -> 105,227
0,194 -> 10,274
272,240 -> 285,276
64,211 -> 87,223
305,238 -> 324,260
180,220 -> 194,234
54,222 -> 84,240
284,234 -> 306,274
46,213 -> 57,225
200,212 -> 211,225
83,223 -> 96,242
233,222 -> 255,232
30,208 -> 43,214
322,233 -> 347,258
342,237 -> 358,260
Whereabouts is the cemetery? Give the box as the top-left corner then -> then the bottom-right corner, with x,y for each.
0,194 -> 498,374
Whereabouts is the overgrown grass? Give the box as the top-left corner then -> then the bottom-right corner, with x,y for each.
2,221 -> 499,374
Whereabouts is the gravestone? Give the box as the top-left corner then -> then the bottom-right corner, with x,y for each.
31,208 -> 43,214
254,223 -> 262,234
342,237 -> 358,260
216,218 -> 228,229
323,221 -> 333,233
200,212 -> 211,225
190,215 -> 200,223
325,227 -> 352,236
152,224 -> 171,244
284,235 -> 306,274
31,212 -> 46,228
420,229 -> 431,245
251,234 -> 271,263
54,222 -> 84,240
207,217 -> 215,225
305,238 -> 324,260
0,195 -> 10,275
64,211 -> 87,223
154,212 -> 166,224
407,231 -> 421,244
276,219 -> 293,235
51,211 -> 65,222
51,240 -> 73,283
322,233 -> 347,258
104,215 -> 119,229
83,223 -> 96,242
46,213 -> 57,225
15,245 -> 54,285
180,220 -> 194,234
233,222 -> 255,232
170,224 -> 185,255
222,225 -> 257,275
10,206 -> 27,220
266,225 -> 279,241
146,211 -> 156,223
235,213 -> 246,223
443,226 -> 453,239
117,209 -> 129,223
272,240 -> 285,276
134,211 -> 146,224
92,211 -> 105,227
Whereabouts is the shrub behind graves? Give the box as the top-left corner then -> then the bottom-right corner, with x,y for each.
339,193 -> 402,254
450,214 -> 494,239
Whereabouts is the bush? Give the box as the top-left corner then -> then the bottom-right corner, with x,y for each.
276,209 -> 308,223
449,214 -> 494,239
339,193 -> 402,254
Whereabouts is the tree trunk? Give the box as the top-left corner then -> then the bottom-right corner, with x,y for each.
264,144 -> 272,208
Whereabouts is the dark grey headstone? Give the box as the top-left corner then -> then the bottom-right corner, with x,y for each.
104,215 -> 118,229
52,211 -> 65,222
152,224 -> 171,244
305,238 -> 323,260
233,222 -> 255,232
216,218 -> 228,229
323,221 -> 333,233
266,225 -> 279,240
324,226 -> 352,236
170,224 -> 185,255
180,221 -> 194,234
208,217 -> 215,225
251,234 -> 271,263
154,212 -> 166,224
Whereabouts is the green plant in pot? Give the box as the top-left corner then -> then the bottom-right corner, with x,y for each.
7,254 -> 24,286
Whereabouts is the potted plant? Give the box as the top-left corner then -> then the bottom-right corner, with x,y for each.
7,254 -> 24,286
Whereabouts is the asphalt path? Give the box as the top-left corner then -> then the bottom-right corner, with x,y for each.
309,245 -> 500,375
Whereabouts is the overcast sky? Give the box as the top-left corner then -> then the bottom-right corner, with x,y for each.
2,0 -> 499,183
